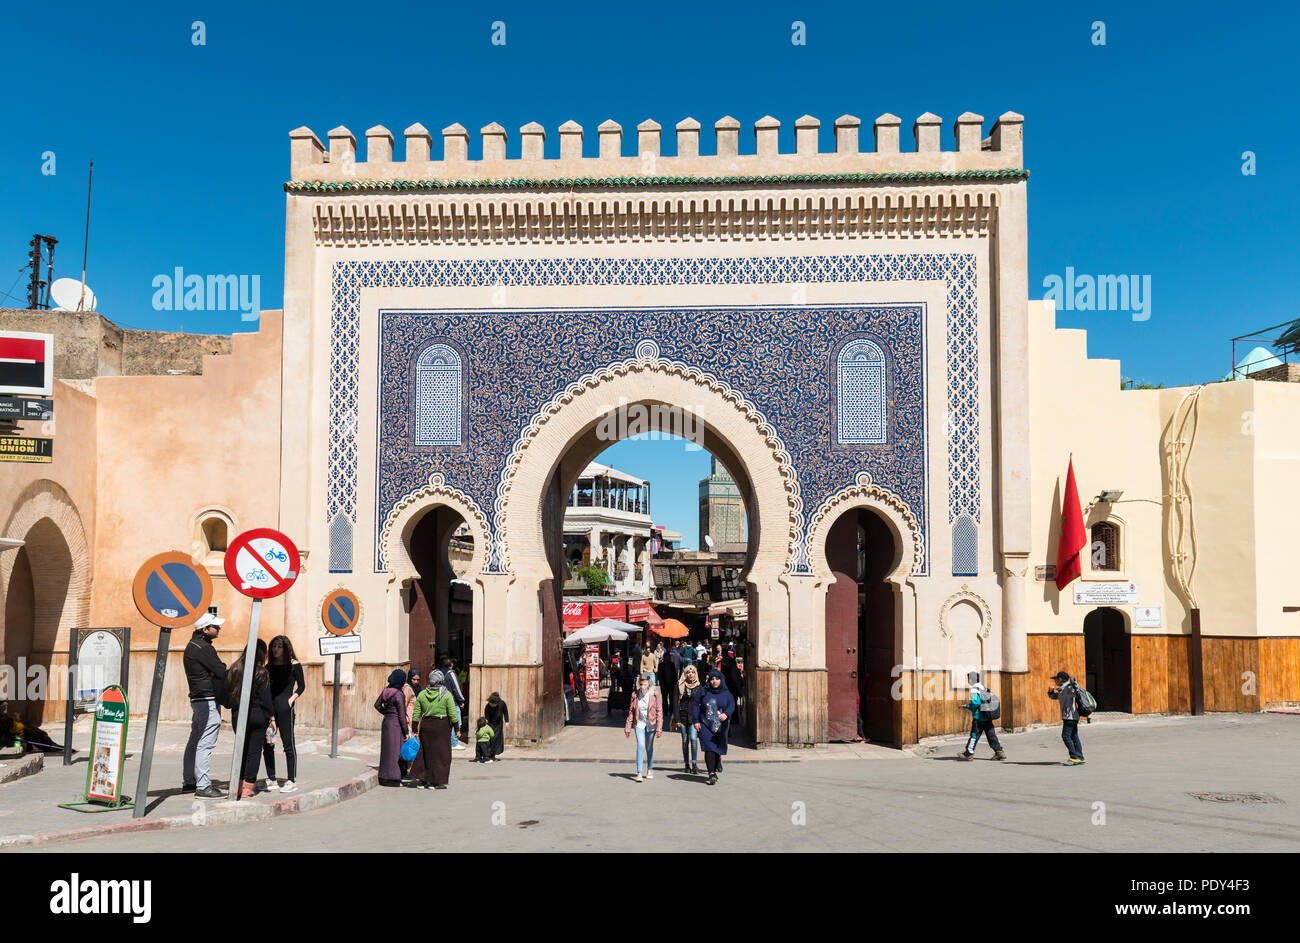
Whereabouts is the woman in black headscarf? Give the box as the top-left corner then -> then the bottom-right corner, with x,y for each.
693,669 -> 735,786
374,669 -> 409,786
483,692 -> 510,761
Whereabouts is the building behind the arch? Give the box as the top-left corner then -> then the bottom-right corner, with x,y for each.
3,108 -> 1299,741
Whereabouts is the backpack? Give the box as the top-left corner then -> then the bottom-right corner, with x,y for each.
972,684 -> 1001,720
1074,682 -> 1097,717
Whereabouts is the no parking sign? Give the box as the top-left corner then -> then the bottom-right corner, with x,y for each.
224,527 -> 300,598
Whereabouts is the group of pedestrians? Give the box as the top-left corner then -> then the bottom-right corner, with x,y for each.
957,668 -> 1094,766
625,656 -> 738,786
376,659 -> 508,790
181,612 -> 305,799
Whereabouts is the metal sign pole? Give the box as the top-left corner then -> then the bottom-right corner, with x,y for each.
63,628 -> 79,766
330,653 -> 341,759
132,627 -> 171,818
227,598 -> 262,800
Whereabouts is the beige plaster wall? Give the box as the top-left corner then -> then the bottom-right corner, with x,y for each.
1250,381 -> 1300,637
1025,300 -> 1182,636
89,312 -> 290,706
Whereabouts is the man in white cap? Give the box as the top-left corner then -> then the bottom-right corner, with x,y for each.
183,611 -> 228,798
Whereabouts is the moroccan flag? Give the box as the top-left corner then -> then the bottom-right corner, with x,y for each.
1055,458 -> 1086,590
0,333 -> 51,393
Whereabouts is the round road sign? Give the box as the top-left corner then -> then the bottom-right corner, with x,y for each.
224,527 -> 301,599
132,552 -> 213,628
320,588 -> 361,636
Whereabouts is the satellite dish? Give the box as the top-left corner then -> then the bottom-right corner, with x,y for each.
50,277 -> 97,312
704,534 -> 714,549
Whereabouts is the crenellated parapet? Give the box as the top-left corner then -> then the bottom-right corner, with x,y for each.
287,111 -> 1025,188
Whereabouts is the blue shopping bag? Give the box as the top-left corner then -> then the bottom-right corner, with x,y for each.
400,734 -> 420,762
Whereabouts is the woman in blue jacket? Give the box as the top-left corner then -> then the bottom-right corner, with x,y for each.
692,669 -> 736,785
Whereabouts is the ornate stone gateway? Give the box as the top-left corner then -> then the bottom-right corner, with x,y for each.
279,110 -> 1032,745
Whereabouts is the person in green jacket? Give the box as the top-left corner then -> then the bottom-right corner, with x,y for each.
411,670 -> 456,789
474,716 -> 494,762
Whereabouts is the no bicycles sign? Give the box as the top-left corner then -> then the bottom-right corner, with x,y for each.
224,527 -> 301,599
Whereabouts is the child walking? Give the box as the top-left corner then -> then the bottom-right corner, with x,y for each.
474,716 -> 494,762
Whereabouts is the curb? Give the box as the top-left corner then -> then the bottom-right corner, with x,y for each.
0,765 -> 378,849
0,752 -> 44,785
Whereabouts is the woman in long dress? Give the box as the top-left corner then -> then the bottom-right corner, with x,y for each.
483,692 -> 509,761
412,670 -> 456,789
693,670 -> 736,786
374,669 -> 408,786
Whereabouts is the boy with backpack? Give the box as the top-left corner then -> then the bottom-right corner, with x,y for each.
958,671 -> 1005,760
1048,670 -> 1094,765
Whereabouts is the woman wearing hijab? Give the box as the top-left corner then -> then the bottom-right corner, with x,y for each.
721,649 -> 745,724
677,663 -> 702,774
484,692 -> 510,761
623,671 -> 662,783
693,669 -> 736,785
374,669 -> 409,787
412,669 -> 457,789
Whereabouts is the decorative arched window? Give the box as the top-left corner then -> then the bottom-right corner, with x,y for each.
836,339 -> 887,445
1091,521 -> 1120,571
414,343 -> 464,447
952,515 -> 977,577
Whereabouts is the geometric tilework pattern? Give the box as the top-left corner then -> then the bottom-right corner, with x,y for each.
836,338 -> 887,445
376,304 -> 928,576
952,513 -> 978,577
327,253 -> 980,575
414,343 -> 463,447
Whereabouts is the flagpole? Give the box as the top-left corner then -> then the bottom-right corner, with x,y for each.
78,161 -> 93,311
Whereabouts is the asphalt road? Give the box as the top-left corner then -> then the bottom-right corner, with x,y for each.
12,713 -> 1299,852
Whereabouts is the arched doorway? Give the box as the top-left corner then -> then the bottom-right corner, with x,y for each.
2,482 -> 90,727
824,507 -> 897,742
499,362 -> 801,744
3,546 -> 37,724
1083,607 -> 1130,712
380,482 -> 490,725
403,506 -> 473,676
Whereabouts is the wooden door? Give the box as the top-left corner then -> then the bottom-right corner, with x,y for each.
824,513 -> 860,740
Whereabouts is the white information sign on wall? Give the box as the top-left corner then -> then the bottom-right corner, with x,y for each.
1134,606 -> 1162,628
1072,581 -> 1139,605
319,634 -> 362,656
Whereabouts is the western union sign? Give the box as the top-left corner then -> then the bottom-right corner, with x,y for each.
0,436 -> 53,463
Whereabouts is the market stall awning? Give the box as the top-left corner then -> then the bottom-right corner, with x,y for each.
562,601 -> 589,632
563,622 -> 630,646
655,617 -> 690,639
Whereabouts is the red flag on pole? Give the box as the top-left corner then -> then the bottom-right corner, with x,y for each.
1055,457 -> 1086,591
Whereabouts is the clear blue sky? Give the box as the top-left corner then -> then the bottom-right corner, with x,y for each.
3,1 -> 1295,541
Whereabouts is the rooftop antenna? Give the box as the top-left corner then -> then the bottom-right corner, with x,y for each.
78,160 -> 93,311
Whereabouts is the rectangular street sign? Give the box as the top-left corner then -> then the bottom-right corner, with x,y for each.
0,395 -> 53,421
1072,581 -> 1139,605
0,435 -> 53,463
319,634 -> 362,656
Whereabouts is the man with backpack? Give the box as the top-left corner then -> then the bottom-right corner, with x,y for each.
958,670 -> 1005,760
1048,670 -> 1092,765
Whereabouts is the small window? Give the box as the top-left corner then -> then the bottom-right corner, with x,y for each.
202,517 -> 227,553
836,339 -> 887,445
1091,521 -> 1120,571
193,507 -> 237,574
414,343 -> 464,447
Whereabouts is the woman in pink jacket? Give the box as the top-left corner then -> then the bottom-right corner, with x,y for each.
624,671 -> 662,783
